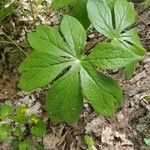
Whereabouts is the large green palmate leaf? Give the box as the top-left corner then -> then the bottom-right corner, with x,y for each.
27,25 -> 73,57
119,28 -> 146,56
87,0 -> 146,79
60,15 -> 86,58
80,62 -> 122,116
124,61 -> 137,80
87,0 -> 136,38
18,52 -> 72,91
87,43 -> 142,69
107,0 -> 117,9
51,0 -> 89,28
87,0 -> 115,38
114,0 -> 136,33
45,66 -> 83,125
19,15 -> 144,125
112,33 -> 146,79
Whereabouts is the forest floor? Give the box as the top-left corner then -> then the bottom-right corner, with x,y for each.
0,0 -> 150,150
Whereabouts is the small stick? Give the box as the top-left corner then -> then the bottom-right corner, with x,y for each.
2,31 -> 28,56
29,0 -> 36,27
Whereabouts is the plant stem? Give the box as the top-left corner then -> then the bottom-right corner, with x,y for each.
0,41 -> 13,44
137,14 -> 150,29
2,32 -> 28,56
29,0 -> 36,27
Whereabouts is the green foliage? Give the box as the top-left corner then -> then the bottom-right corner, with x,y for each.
87,0 -> 146,79
31,121 -> 46,137
0,104 -> 46,149
144,137 -> 150,146
14,127 -> 23,137
12,106 -> 28,124
11,138 -> 20,150
51,0 -> 89,28
18,139 -> 32,150
136,124 -> 146,133
18,15 -> 143,125
36,144 -> 44,150
0,2 -> 15,22
30,115 -> 46,137
144,95 -> 150,101
84,135 -> 96,150
0,124 -> 11,141
51,0 -> 75,8
35,0 -> 45,5
87,42 -> 142,69
0,104 -> 13,120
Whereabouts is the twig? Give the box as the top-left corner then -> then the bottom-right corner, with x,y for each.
0,41 -> 13,44
29,0 -> 36,27
142,31 -> 150,44
137,14 -> 150,29
2,31 -> 28,56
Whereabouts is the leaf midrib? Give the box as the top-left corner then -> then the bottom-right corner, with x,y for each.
81,65 -> 117,105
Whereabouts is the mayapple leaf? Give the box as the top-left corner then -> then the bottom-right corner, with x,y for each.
87,43 -> 142,69
28,25 -> 73,57
50,0 -> 74,9
119,28 -> 146,56
87,0 -> 115,38
45,66 -> 83,125
18,52 -> 71,91
71,0 -> 89,29
19,15 -> 145,125
80,62 -> 122,116
107,0 -> 117,9
124,61 -> 138,80
87,0 -> 146,56
60,15 -> 86,58
114,0 -> 136,33
87,0 -> 146,57
112,37 -> 146,80
87,0 -> 146,79
87,0 -> 136,38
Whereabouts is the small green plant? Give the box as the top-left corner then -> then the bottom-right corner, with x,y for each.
0,1 -> 15,23
135,123 -> 150,147
18,12 -> 143,125
0,104 -> 46,150
144,137 -> 150,147
84,135 -> 96,150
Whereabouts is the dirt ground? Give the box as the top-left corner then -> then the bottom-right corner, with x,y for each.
0,0 -> 150,150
